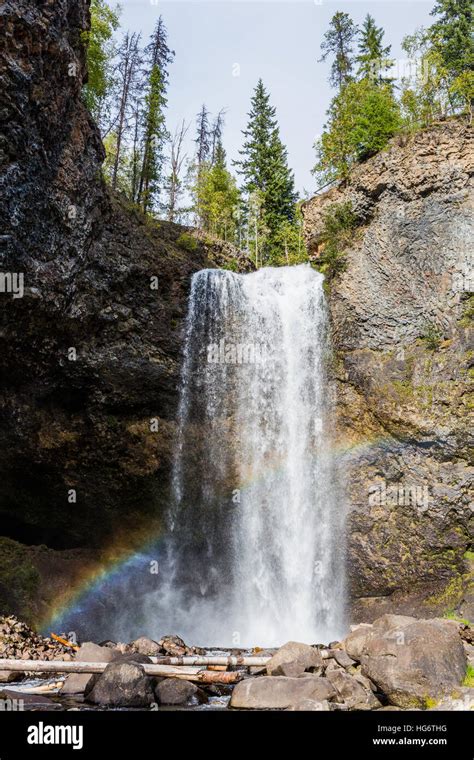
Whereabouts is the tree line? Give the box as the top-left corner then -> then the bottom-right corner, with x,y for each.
83,0 -> 473,267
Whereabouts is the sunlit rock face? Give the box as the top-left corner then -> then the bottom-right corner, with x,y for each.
303,121 -> 474,621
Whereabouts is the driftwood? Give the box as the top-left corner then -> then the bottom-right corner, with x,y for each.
0,660 -> 242,684
149,656 -> 270,666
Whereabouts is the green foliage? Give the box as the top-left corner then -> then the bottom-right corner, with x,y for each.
420,321 -> 443,350
463,664 -> 474,687
193,142 -> 241,242
82,0 -> 120,122
235,79 -> 298,264
316,201 -> 357,279
176,232 -> 199,252
319,12 -> 358,89
356,14 -> 393,81
443,610 -> 471,625
430,0 -> 474,79
314,79 -> 401,183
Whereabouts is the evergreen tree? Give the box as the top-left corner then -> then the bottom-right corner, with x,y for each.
235,79 -> 297,261
319,12 -> 358,89
357,14 -> 392,82
138,16 -> 174,213
314,79 -> 401,183
430,0 -> 474,118
195,104 -> 212,165
82,0 -> 120,128
211,109 -> 226,165
430,0 -> 473,78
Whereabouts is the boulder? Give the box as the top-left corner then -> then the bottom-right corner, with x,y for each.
332,650 -> 357,669
61,642 -> 119,695
343,625 -> 374,661
358,617 -> 467,708
266,641 -> 323,677
131,637 -> 161,656
0,672 -> 18,683
427,687 -> 474,711
155,678 -> 207,706
86,661 -> 155,707
230,676 -> 336,709
286,699 -> 330,711
326,669 -> 381,710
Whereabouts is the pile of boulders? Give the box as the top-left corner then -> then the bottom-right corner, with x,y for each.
3,615 -> 474,710
230,615 -> 474,711
61,635 -> 209,706
0,616 -> 73,682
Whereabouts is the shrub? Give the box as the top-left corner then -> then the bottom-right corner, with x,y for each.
176,232 -> 199,253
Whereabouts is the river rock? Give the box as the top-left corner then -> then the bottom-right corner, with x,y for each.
230,676 -> 336,709
86,661 -> 155,708
332,650 -> 357,669
266,641 -> 323,676
61,642 -> 119,695
155,678 -> 208,706
357,617 -> 467,708
426,687 -> 474,711
131,637 -> 162,656
286,699 -> 330,711
0,672 -> 18,683
326,669 -> 381,710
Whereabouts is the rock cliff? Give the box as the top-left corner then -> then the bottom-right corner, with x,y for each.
303,121 -> 473,621
0,0 -> 247,619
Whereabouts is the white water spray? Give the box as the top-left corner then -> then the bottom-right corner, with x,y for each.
150,264 -> 345,647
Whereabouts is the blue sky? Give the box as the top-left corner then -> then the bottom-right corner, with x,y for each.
117,0 -> 434,194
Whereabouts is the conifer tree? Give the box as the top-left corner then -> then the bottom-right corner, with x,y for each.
235,79 -> 297,261
357,14 -> 392,82
430,0 -> 473,78
319,12 -> 358,89
138,16 -> 174,213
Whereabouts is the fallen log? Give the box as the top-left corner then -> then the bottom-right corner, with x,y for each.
149,656 -> 270,666
0,660 -> 242,684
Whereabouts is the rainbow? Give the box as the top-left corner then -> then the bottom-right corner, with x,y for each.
40,433 -> 398,637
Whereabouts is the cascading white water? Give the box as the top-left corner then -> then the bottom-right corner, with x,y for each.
150,264 -> 345,647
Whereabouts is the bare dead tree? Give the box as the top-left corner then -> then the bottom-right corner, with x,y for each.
112,31 -> 142,191
165,119 -> 190,222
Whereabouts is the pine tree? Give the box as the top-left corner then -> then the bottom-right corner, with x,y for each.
319,12 -> 358,89
430,0 -> 474,119
138,16 -> 174,213
195,104 -> 211,165
235,79 -> 297,261
430,0 -> 474,78
357,14 -> 392,82
210,109 -> 226,165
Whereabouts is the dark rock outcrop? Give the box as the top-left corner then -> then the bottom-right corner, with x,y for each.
0,0 -> 248,620
303,121 -> 474,619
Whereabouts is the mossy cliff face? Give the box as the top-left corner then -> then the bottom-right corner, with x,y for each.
303,121 -> 473,620
0,0 -> 247,615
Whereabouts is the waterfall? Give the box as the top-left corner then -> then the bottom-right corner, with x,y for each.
156,264 -> 346,648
